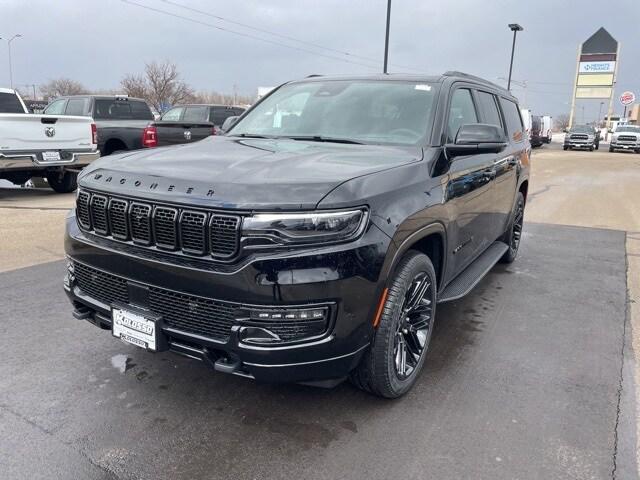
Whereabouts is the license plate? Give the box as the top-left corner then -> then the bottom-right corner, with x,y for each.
42,151 -> 61,162
112,307 -> 158,351
622,145 -> 630,149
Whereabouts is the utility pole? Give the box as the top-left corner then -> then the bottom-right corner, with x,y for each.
507,24 -> 523,90
598,102 -> 604,127
383,0 -> 391,73
1,34 -> 23,89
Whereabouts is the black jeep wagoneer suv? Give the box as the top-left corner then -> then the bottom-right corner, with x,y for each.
64,72 -> 530,398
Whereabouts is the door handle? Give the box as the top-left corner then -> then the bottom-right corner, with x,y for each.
482,168 -> 496,180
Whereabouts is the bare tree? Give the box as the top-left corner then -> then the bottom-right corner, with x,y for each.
40,78 -> 88,100
555,114 -> 570,131
119,61 -> 195,112
120,74 -> 148,99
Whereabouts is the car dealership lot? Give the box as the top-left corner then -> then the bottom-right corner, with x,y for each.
1,144 -> 639,479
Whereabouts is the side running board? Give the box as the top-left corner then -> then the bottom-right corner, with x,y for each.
438,241 -> 509,303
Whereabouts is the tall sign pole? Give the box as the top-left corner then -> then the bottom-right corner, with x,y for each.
567,28 -> 618,130
605,42 -> 621,129
568,44 -> 581,129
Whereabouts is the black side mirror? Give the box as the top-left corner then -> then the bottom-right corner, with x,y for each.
220,116 -> 239,134
445,124 -> 508,158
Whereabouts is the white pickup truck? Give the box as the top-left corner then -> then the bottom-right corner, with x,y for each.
0,88 -> 99,193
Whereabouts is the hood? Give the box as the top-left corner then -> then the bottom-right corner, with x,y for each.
80,135 -> 422,210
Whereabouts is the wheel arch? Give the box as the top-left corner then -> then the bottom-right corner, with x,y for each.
102,137 -> 128,155
380,222 -> 447,292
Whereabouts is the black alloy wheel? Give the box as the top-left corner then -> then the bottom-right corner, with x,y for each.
393,272 -> 433,379
351,251 -> 437,398
500,191 -> 525,263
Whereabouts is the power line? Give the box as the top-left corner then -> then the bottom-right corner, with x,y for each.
160,0 -> 420,72
121,0 -> 383,71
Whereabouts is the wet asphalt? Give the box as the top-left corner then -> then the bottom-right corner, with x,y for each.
0,222 -> 632,479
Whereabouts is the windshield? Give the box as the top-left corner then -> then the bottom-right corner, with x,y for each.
616,126 -> 640,133
229,80 -> 439,145
570,125 -> 592,133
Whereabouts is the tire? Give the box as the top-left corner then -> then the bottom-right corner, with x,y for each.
499,192 -> 525,264
563,146 -> 568,151
589,146 -> 594,151
350,251 -> 437,398
46,171 -> 78,193
609,146 -> 614,153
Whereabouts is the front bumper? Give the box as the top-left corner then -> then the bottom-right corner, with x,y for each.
0,150 -> 100,171
610,142 -> 640,150
564,141 -> 593,149
63,213 -> 389,384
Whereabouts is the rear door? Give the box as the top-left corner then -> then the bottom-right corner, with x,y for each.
443,87 -> 498,276
495,96 -> 528,233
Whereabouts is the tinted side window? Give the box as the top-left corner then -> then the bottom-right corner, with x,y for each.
0,92 -> 25,113
65,98 -> 89,116
130,101 -> 153,120
211,107 -> 240,126
447,88 -> 478,141
44,99 -> 67,115
499,98 -> 524,143
476,91 -> 503,129
183,106 -> 208,122
95,100 -> 131,120
161,107 -> 183,121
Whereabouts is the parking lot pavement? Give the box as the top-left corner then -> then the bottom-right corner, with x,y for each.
0,187 -> 74,272
0,222 -> 628,480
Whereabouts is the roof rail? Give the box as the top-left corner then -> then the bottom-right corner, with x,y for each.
442,71 -> 505,91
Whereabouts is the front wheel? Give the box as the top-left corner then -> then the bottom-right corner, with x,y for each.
46,171 -> 78,193
351,251 -> 437,398
500,192 -> 525,263
563,146 -> 569,151
609,146 -> 614,153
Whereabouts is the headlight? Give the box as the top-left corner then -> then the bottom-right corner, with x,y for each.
242,208 -> 368,247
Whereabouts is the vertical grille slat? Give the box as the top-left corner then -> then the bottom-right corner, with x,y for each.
76,190 -> 91,229
210,215 -> 240,258
90,195 -> 109,235
108,198 -> 129,240
129,203 -> 152,245
153,207 -> 178,250
180,211 -> 207,255
75,189 -> 241,261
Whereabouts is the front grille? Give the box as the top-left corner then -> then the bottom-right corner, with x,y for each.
148,288 -> 236,340
76,189 -> 241,260
570,134 -> 588,140
72,262 -> 330,343
618,135 -> 638,142
73,262 -> 129,305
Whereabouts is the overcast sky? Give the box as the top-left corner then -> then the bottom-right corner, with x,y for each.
2,0 -> 639,120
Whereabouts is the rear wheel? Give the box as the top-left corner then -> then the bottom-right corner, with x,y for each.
500,192 -> 525,264
351,251 -> 436,398
46,171 -> 77,193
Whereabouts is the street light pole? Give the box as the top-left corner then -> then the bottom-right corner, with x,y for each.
507,24 -> 523,91
1,34 -> 23,89
383,0 -> 391,74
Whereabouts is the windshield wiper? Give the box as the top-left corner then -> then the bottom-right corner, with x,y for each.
232,133 -> 273,139
284,135 -> 364,145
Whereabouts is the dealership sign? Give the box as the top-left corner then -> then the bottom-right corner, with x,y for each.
579,61 -> 615,73
620,91 -> 636,106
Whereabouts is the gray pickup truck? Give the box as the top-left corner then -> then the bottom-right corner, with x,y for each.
151,104 -> 245,147
43,95 -> 155,156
